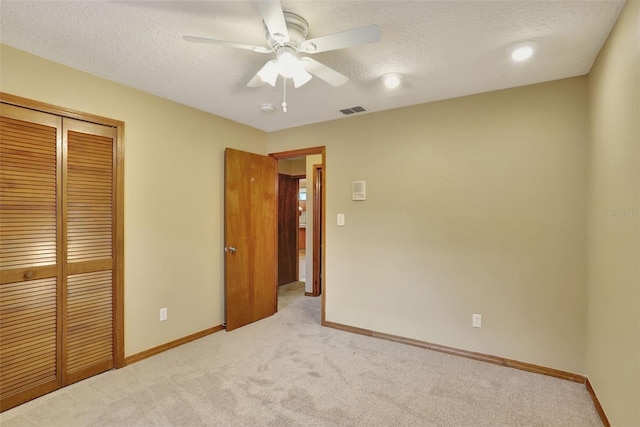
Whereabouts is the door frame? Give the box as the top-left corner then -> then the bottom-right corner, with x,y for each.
270,146 -> 326,324
312,164 -> 323,297
1,92 -> 125,370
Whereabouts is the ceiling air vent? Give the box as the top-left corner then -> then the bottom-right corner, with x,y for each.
340,106 -> 367,115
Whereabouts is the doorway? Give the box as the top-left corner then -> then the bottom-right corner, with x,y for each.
277,173 -> 299,286
270,147 -> 325,323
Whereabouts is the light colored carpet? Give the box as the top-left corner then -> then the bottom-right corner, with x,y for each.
1,282 -> 602,426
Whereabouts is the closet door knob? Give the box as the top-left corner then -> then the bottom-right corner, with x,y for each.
225,246 -> 237,254
23,270 -> 35,280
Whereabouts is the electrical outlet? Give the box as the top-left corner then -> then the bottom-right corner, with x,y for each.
472,313 -> 482,328
160,307 -> 167,321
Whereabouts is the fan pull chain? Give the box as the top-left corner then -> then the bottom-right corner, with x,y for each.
282,77 -> 288,113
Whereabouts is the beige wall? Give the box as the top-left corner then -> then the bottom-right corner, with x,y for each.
277,159 -> 293,175
0,44 -> 268,356
586,1 -> 640,425
291,158 -> 306,176
278,158 -> 306,176
269,77 -> 590,373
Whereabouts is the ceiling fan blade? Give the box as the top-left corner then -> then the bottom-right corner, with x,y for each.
247,60 -> 279,87
300,57 -> 348,87
300,24 -> 381,54
183,35 -> 271,53
256,0 -> 289,45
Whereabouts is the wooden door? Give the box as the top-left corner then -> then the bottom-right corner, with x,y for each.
0,104 -> 63,410
62,119 -> 116,385
277,174 -> 298,286
224,148 -> 277,331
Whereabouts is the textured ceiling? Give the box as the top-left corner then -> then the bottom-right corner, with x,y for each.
0,1 -> 625,132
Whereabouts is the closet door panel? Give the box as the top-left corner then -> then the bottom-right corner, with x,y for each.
63,119 -> 115,385
0,104 -> 62,411
66,129 -> 113,264
0,113 -> 60,271
0,278 -> 58,396
66,271 -> 113,382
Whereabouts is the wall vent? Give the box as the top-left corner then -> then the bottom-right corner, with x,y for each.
339,106 -> 367,115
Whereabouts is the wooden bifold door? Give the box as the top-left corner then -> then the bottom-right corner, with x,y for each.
0,99 -> 123,411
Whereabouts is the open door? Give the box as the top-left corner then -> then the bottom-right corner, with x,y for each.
277,174 -> 299,286
224,148 -> 277,331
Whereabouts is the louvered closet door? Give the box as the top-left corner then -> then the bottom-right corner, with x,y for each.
63,119 -> 116,385
0,104 -> 63,410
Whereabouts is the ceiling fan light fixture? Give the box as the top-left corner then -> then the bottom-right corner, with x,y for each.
382,73 -> 404,89
277,48 -> 312,88
291,70 -> 313,88
277,51 -> 300,77
257,60 -> 279,86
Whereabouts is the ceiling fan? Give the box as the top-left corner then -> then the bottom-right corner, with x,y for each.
183,0 -> 381,89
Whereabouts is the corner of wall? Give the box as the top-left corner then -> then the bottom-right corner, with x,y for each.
585,1 -> 640,425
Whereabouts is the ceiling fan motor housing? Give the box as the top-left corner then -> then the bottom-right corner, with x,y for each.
266,12 -> 309,51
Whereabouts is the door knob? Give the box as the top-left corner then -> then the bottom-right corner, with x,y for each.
225,246 -> 237,254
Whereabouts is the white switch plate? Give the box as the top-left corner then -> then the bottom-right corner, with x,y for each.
337,213 -> 345,226
472,313 -> 481,328
160,307 -> 167,321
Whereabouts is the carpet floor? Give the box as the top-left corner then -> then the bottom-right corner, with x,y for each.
1,282 -> 602,426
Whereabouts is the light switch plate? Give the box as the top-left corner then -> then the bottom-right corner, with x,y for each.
472,313 -> 481,328
337,213 -> 345,226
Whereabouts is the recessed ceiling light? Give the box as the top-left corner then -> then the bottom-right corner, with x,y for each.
382,73 -> 404,89
509,42 -> 537,62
